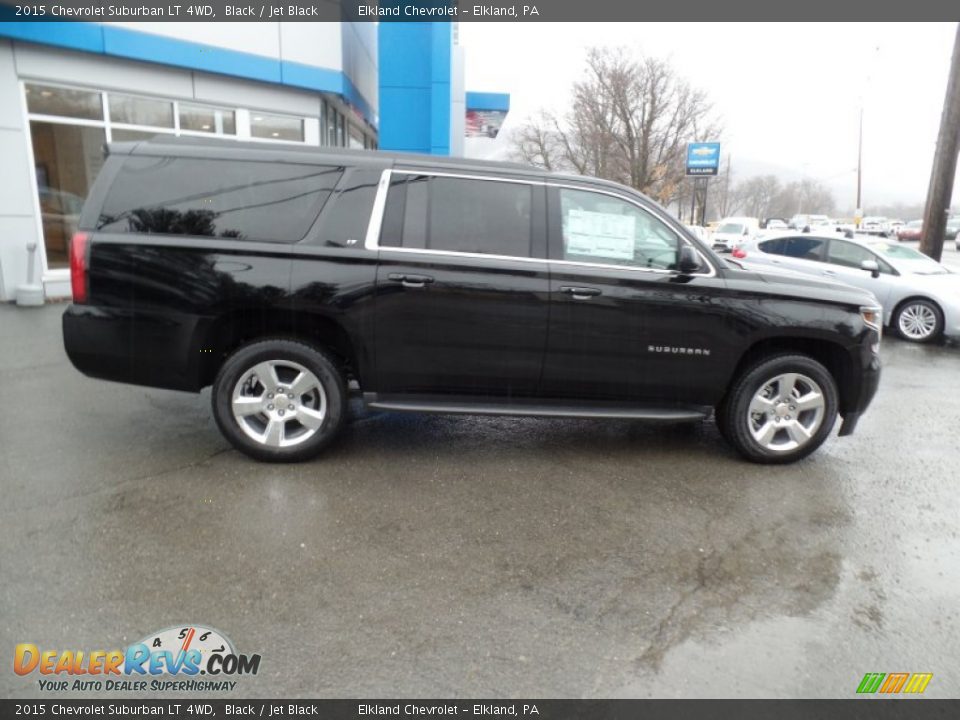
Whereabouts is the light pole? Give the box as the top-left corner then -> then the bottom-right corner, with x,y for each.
856,45 -> 881,227
855,106 -> 863,226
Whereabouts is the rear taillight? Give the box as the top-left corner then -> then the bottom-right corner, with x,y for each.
731,247 -> 747,259
70,232 -> 89,304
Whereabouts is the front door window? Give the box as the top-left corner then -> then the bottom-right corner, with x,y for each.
558,188 -> 681,271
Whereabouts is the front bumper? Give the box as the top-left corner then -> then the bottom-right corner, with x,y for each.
839,345 -> 881,436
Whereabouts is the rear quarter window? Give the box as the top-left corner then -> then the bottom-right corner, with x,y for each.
306,168 -> 382,247
96,155 -> 343,243
758,238 -> 787,254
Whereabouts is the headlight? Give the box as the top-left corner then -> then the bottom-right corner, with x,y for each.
861,305 -> 882,353
860,306 -> 882,330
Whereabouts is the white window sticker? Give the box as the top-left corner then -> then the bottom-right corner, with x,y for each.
566,209 -> 635,260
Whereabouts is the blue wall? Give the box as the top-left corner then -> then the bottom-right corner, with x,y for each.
466,92 -> 510,112
378,23 -> 452,155
0,21 -> 377,126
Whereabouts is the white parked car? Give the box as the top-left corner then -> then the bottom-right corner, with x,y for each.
859,216 -> 890,236
737,232 -> 960,343
711,217 -> 759,252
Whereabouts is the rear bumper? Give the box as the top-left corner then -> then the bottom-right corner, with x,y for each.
63,304 -> 203,392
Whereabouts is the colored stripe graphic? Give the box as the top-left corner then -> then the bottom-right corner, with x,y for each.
857,672 -> 933,694
857,673 -> 885,694
904,674 -> 933,694
879,673 -> 909,693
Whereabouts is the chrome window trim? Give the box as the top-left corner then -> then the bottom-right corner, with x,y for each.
378,246 -> 547,266
364,168 -> 393,251
391,167 -> 547,186
363,167 -> 717,278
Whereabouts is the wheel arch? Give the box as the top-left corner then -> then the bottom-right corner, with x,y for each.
723,336 -> 858,416
196,309 -> 364,390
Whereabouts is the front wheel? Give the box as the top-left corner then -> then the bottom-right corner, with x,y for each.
894,299 -> 943,343
212,339 -> 347,462
717,354 -> 839,464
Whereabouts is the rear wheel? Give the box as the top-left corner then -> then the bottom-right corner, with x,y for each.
894,299 -> 943,343
212,339 -> 346,462
717,354 -> 838,464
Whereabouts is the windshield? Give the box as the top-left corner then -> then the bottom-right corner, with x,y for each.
717,223 -> 745,234
868,242 -> 948,274
907,220 -> 922,228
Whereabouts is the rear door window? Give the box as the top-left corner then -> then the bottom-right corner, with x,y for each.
97,156 -> 342,242
381,174 -> 534,258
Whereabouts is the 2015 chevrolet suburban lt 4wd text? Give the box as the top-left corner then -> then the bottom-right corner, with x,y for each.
62,137 -> 881,464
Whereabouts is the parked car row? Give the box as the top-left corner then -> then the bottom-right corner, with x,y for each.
896,217 -> 960,250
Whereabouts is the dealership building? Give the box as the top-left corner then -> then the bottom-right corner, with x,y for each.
0,21 -> 509,301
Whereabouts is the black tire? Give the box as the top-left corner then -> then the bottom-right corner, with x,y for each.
212,339 -> 347,462
893,298 -> 943,344
717,353 -> 839,464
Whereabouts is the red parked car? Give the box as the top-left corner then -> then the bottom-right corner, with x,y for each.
897,220 -> 922,242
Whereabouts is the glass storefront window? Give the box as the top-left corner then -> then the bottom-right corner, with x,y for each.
111,128 -> 172,143
325,104 -> 339,146
109,94 -> 174,128
348,126 -> 364,150
180,103 -> 236,135
30,121 -> 106,269
250,112 -> 304,142
25,84 -> 103,120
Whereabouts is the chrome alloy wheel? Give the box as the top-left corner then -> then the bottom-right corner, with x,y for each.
747,372 -> 826,453
897,303 -> 938,341
230,360 -> 327,448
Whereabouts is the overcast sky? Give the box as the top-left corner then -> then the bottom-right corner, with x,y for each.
461,22 -> 958,212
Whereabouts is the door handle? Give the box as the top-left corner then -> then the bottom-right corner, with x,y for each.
822,269 -> 837,275
388,273 -> 434,288
560,286 -> 602,300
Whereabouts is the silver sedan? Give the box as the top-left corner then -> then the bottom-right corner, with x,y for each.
735,232 -> 960,343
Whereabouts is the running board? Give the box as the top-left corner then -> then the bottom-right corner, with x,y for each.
363,395 -> 709,422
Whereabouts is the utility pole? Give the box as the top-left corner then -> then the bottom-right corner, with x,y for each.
920,23 -> 960,262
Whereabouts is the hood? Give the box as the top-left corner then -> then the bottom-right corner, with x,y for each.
899,268 -> 960,290
725,262 -> 880,308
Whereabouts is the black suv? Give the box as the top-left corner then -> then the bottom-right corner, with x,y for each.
63,137 -> 881,464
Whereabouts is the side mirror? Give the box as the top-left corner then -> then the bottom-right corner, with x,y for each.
860,259 -> 880,278
677,245 -> 701,274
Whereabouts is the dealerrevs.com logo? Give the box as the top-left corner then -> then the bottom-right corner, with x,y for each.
14,625 -> 261,693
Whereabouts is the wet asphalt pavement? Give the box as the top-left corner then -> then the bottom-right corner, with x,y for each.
1,285 -> 959,698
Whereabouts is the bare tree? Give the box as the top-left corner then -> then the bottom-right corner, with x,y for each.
512,112 -> 561,171
712,156 -> 737,218
768,179 -> 837,219
735,175 -> 782,219
509,48 -> 721,206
